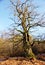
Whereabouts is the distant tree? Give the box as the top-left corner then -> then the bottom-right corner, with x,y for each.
10,0 -> 45,58
8,28 -> 23,56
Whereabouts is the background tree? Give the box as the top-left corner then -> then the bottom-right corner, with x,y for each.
8,28 -> 23,56
10,0 -> 45,58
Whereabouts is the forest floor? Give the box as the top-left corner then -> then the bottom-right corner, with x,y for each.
0,57 -> 45,65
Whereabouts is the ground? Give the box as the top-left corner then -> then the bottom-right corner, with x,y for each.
0,57 -> 45,65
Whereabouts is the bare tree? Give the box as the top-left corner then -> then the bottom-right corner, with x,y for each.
10,0 -> 45,58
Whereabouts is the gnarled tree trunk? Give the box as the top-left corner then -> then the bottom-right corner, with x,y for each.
23,32 -> 35,58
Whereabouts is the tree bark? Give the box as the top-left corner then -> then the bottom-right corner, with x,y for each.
23,32 -> 35,58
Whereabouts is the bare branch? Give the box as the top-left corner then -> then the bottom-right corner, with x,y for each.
15,28 -> 24,34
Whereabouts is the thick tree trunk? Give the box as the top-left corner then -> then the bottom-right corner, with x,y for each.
21,13 -> 35,58
23,32 -> 35,58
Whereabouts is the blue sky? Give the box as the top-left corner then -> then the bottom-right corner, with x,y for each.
0,0 -> 45,36
0,0 -> 11,31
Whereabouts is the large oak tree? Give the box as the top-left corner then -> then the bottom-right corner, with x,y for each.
10,0 -> 45,58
